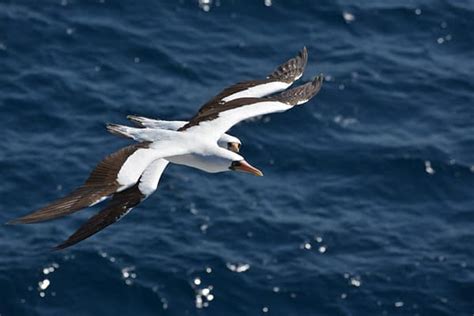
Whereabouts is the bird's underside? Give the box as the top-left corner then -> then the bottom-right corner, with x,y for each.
8,47 -> 324,250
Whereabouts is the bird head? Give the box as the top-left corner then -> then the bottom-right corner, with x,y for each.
206,147 -> 262,176
227,142 -> 241,153
218,134 -> 241,153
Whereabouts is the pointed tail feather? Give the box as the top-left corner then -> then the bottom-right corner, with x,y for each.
106,123 -> 137,139
127,115 -> 149,127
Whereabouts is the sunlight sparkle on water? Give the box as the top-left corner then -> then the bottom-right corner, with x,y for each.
42,263 -> 59,275
226,263 -> 250,273
349,276 -> 362,287
424,161 -> 435,175
121,266 -> 137,286
198,0 -> 211,12
395,301 -> 404,308
34,263 -> 60,297
193,280 -> 214,309
342,11 -> 355,23
38,279 -> 50,290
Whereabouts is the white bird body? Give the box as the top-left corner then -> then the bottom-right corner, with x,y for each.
167,146 -> 243,174
120,141 -> 242,199
107,125 -> 242,190
111,128 -> 244,178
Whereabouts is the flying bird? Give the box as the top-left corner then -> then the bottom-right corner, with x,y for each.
8,47 -> 323,250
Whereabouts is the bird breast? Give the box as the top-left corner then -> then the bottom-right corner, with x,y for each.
167,153 -> 228,173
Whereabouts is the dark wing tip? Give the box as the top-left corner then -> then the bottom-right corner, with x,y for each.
53,236 -> 82,251
52,184 -> 144,250
300,46 -> 308,64
272,74 -> 324,106
52,242 -> 69,251
267,47 -> 309,83
7,213 -> 66,226
313,73 -> 324,90
6,216 -> 44,225
6,209 -> 68,225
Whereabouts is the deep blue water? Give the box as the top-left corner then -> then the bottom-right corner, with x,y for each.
1,0 -> 473,315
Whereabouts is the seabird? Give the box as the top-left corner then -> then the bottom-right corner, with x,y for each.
8,47 -> 306,223
116,46 -> 308,171
8,48 -> 323,250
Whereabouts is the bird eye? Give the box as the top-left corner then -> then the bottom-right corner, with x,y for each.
227,142 -> 241,153
229,161 -> 241,170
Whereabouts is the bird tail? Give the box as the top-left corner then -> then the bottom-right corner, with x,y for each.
106,123 -> 138,140
106,123 -> 180,142
126,115 -> 187,130
127,115 -> 157,127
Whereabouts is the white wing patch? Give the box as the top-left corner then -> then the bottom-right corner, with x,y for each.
221,81 -> 290,102
185,100 -> 292,141
116,143 -> 189,188
117,149 -> 161,188
138,159 -> 169,196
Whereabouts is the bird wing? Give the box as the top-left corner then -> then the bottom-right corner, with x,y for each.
54,159 -> 169,250
8,138 -> 187,224
195,47 -> 308,114
124,47 -> 308,129
178,75 -> 324,142
7,143 -> 150,224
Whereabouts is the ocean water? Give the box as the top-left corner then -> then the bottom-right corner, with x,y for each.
1,0 -> 473,315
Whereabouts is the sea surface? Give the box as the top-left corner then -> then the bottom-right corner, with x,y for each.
1,1 -> 473,315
